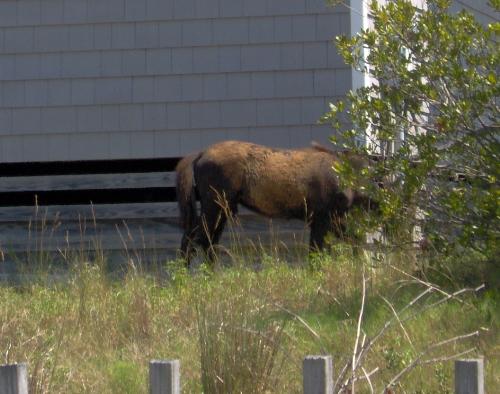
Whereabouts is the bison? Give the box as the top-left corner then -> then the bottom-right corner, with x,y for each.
176,141 -> 377,265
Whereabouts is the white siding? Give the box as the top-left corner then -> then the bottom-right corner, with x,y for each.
451,0 -> 499,26
0,0 -> 351,162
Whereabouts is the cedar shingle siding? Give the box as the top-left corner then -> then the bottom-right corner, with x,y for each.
0,0 -> 350,162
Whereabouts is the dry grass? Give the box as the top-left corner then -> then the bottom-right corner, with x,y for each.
195,276 -> 287,393
0,212 -> 498,393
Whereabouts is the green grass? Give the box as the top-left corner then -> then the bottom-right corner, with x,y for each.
0,247 -> 498,393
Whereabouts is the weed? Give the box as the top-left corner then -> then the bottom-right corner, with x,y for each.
0,218 -> 498,392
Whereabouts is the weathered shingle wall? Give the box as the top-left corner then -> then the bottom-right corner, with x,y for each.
450,0 -> 498,27
0,0 -> 350,162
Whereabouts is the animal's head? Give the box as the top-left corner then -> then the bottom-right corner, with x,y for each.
310,142 -> 383,214
339,150 -> 383,214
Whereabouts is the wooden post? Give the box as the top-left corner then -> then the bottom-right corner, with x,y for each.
0,363 -> 28,394
303,355 -> 333,394
455,358 -> 484,394
149,360 -> 180,394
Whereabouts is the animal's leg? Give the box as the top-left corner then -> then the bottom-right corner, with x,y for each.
332,212 -> 366,256
309,214 -> 331,252
180,227 -> 198,265
331,213 -> 347,240
198,197 -> 230,263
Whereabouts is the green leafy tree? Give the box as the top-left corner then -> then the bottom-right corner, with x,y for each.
324,0 -> 499,262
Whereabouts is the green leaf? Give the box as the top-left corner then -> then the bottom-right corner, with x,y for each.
328,0 -> 499,258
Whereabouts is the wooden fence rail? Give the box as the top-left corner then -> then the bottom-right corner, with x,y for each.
303,355 -> 333,394
0,363 -> 28,394
0,356 -> 485,394
150,360 -> 181,394
0,158 -> 310,278
455,359 -> 484,394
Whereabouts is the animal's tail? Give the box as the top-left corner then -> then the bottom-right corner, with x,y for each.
175,152 -> 201,234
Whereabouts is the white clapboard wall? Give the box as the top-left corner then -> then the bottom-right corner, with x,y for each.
0,158 -> 308,276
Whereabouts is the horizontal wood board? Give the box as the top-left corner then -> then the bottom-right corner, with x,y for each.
0,172 -> 176,192
0,202 -> 274,222
0,160 -> 311,271
0,201 -> 310,273
1,216 -> 308,252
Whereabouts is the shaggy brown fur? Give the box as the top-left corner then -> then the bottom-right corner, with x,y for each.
176,141 -> 376,265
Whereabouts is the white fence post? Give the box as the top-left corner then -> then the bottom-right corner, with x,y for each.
149,360 -> 180,394
455,358 -> 484,394
303,355 -> 333,394
0,363 -> 28,394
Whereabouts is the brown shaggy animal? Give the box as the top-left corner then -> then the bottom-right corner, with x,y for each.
176,140 -> 376,265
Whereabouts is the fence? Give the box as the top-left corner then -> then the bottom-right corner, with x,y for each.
0,157 -> 308,280
0,356 -> 485,393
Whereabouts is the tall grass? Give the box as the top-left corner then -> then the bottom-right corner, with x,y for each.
0,213 -> 498,392
195,275 -> 287,393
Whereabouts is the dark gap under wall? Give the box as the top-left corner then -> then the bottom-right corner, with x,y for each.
0,157 -> 181,177
0,158 -> 181,207
0,188 -> 177,207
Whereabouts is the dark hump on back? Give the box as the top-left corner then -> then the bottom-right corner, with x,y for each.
309,142 -> 371,171
310,141 -> 333,153
309,141 -> 346,158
